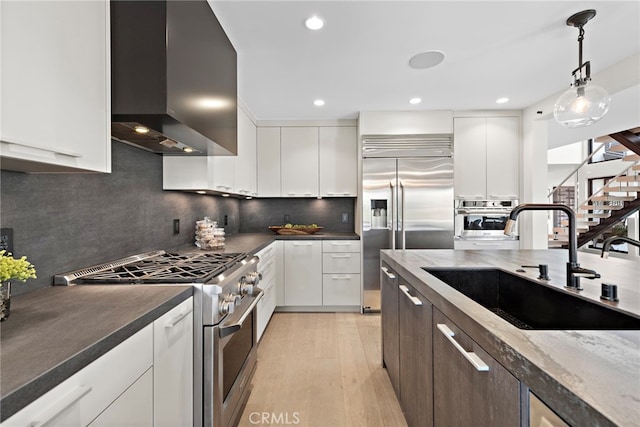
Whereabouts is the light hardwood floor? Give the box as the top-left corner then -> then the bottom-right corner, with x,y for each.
238,313 -> 407,427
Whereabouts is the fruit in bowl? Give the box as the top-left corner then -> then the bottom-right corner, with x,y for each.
268,224 -> 323,235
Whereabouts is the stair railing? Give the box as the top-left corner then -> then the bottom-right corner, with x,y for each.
577,159 -> 640,214
547,141 -> 604,208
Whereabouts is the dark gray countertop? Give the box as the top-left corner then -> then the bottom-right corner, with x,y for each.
0,285 -> 192,421
381,249 -> 640,427
183,232 -> 360,256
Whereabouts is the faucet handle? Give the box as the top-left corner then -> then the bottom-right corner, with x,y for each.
520,264 -> 550,281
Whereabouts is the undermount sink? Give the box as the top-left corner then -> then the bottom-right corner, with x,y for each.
423,268 -> 640,330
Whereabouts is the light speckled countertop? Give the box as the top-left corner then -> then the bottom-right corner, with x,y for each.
381,249 -> 640,427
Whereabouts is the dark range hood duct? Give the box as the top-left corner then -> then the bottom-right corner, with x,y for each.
111,0 -> 237,155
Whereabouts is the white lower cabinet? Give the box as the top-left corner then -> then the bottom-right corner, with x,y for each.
280,240 -> 361,309
322,274 -> 360,306
89,369 -> 153,427
2,297 -> 193,427
153,298 -> 194,427
283,241 -> 323,306
256,242 -> 282,341
321,242 -> 361,306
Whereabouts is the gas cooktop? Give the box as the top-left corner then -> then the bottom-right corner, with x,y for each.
54,250 -> 247,285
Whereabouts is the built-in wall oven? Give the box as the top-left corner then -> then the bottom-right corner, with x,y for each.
55,251 -> 263,427
454,199 -> 520,249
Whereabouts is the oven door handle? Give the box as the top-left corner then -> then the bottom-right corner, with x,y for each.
219,288 -> 264,338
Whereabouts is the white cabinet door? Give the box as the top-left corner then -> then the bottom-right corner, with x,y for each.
163,156 -> 213,190
486,117 -> 519,200
283,241 -> 322,305
454,116 -> 519,200
453,117 -> 487,199
322,274 -> 361,306
0,0 -> 110,173
319,127 -> 358,197
280,127 -> 319,197
234,108 -> 257,196
88,369 -> 153,427
212,156 -> 235,194
153,298 -> 194,427
3,325 -> 153,427
257,127 -> 282,197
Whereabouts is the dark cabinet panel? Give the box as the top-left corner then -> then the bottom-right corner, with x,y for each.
380,263 -> 400,396
433,308 -> 520,426
399,281 -> 433,427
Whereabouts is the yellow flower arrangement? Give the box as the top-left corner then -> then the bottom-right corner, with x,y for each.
0,250 -> 37,282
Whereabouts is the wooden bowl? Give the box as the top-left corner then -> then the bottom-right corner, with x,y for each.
268,226 -> 323,235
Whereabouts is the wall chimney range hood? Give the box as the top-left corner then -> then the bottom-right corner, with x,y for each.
111,0 -> 237,156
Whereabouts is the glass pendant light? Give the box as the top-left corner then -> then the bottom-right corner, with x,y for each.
553,10 -> 610,128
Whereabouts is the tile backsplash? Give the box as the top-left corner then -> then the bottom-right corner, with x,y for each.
1,141 -> 356,295
0,141 -> 239,295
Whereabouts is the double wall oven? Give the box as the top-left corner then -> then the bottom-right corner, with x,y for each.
454,199 -> 520,249
55,250 -> 263,427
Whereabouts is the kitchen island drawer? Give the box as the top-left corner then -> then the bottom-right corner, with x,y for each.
322,252 -> 360,273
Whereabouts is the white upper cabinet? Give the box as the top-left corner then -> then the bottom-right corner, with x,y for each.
0,0 -> 111,173
234,108 -> 257,196
280,127 -> 320,197
212,156 -> 235,194
485,117 -> 519,200
454,116 -> 519,200
163,107 -> 259,196
319,127 -> 358,197
256,127 -> 282,197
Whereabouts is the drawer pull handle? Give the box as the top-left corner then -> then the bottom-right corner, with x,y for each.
399,285 -> 422,306
331,275 -> 351,280
293,242 -> 313,246
166,308 -> 193,329
331,242 -> 351,246
29,385 -> 93,427
331,254 -> 351,258
381,266 -> 396,279
437,324 -> 489,372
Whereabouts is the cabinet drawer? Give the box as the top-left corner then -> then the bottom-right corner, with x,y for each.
4,325 -> 153,427
322,274 -> 360,306
322,240 -> 361,253
322,253 -> 360,273
259,257 -> 276,284
256,244 -> 275,262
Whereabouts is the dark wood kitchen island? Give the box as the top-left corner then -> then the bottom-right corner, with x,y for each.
381,249 -> 639,427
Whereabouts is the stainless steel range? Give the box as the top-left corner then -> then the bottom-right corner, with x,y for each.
55,250 -> 263,427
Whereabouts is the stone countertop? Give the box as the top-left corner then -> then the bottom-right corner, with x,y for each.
182,232 -> 360,256
0,285 -> 192,421
380,249 -> 640,427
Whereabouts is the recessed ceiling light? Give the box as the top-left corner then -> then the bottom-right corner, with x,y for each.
222,194 -> 230,197
305,15 -> 324,30
182,147 -> 194,153
246,196 -> 252,200
409,51 -> 445,70
196,191 -> 206,194
409,98 -> 422,105
314,99 -> 325,106
496,97 -> 510,104
134,125 -> 150,134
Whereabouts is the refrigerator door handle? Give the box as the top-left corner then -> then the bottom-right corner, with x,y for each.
400,180 -> 406,250
390,181 -> 396,250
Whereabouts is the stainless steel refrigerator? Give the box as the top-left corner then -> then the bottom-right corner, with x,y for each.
362,141 -> 454,312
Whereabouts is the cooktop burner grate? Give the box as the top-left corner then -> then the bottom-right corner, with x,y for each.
63,251 -> 247,284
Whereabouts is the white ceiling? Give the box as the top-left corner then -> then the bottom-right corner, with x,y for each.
210,1 -> 640,121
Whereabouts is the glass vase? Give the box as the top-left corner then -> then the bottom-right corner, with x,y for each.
0,282 -> 11,321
